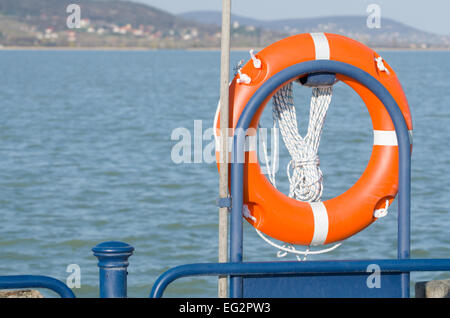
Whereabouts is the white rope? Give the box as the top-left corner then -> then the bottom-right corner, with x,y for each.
260,123 -> 277,187
249,49 -> 261,69
235,56 -> 342,260
375,56 -> 390,74
272,82 -> 331,202
251,80 -> 342,261
374,199 -> 390,218
236,69 -> 251,84
255,228 -> 342,261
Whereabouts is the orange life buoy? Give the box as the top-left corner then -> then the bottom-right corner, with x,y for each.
215,33 -> 413,246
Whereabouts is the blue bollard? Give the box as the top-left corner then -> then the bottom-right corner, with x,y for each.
92,241 -> 134,298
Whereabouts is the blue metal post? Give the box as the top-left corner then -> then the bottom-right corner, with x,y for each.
230,128 -> 246,297
92,241 -> 134,298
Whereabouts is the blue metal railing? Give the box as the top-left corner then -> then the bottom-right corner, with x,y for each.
149,259 -> 450,298
0,275 -> 75,298
0,241 -> 134,298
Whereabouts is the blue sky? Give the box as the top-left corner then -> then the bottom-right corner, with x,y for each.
137,0 -> 449,35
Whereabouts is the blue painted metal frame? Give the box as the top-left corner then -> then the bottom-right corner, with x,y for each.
230,60 -> 412,297
242,272 -> 404,298
149,259 -> 450,298
149,59 -> 424,298
0,275 -> 75,298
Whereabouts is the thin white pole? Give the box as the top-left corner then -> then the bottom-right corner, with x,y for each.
218,0 -> 231,298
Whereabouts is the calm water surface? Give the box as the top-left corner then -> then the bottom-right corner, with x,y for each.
0,49 -> 449,297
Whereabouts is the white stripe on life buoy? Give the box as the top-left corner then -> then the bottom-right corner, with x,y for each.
310,33 -> 330,60
309,201 -> 329,246
373,130 -> 413,146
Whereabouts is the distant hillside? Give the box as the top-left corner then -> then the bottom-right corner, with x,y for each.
180,11 -> 450,48
0,0 -> 286,48
1,1 -> 448,49
0,0 -> 222,48
0,0 -> 200,30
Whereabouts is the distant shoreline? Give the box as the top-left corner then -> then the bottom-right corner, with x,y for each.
0,46 -> 152,51
187,47 -> 450,52
1,46 -> 450,52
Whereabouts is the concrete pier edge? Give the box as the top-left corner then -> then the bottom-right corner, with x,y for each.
415,279 -> 450,298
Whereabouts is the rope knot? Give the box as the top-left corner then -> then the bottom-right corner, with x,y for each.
287,158 -> 323,202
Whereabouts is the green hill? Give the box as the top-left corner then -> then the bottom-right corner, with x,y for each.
0,0 -> 224,48
0,0 -> 198,30
180,11 -> 450,49
1,0 -> 448,49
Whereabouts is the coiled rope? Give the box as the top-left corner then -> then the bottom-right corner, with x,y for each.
256,79 -> 342,260
273,82 -> 331,202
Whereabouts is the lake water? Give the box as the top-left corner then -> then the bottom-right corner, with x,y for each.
0,49 -> 449,298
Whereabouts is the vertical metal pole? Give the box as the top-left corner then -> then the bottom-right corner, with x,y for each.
218,0 -> 231,298
92,241 -> 134,298
230,132 -> 245,298
397,127 -> 411,297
